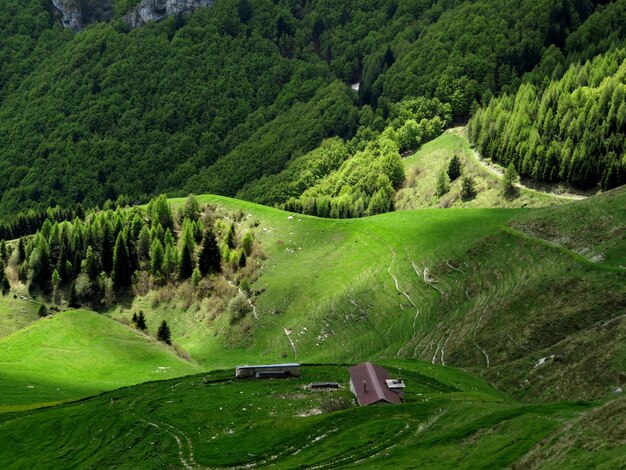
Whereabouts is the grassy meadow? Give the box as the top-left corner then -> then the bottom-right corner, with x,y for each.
0,309 -> 202,409
0,364 -> 603,469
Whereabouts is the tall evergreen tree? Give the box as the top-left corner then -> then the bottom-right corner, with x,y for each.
198,229 -> 221,275
150,238 -> 165,276
447,155 -> 462,181
226,224 -> 236,249
157,320 -> 172,345
112,231 -> 132,292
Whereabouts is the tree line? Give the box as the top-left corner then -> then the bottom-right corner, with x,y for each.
0,195 -> 255,308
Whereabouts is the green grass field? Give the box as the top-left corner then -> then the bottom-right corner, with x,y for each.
0,310 -> 202,409
0,364 -> 604,469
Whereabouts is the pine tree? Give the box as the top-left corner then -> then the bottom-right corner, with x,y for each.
191,268 -> 202,287
157,320 -> 171,345
226,224 -> 236,249
150,238 -> 164,276
137,225 -> 151,262
501,162 -> 519,196
179,242 -> 194,280
112,231 -> 132,292
68,281 -> 79,308
38,304 -> 48,317
182,194 -> 200,222
51,269 -> 61,290
460,175 -> 476,200
242,231 -> 254,256
1,272 -> 10,295
136,311 -> 147,331
198,229 -> 221,275
447,155 -> 462,181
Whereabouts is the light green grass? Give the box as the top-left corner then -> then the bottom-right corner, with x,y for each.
0,294 -> 40,339
0,364 -> 594,469
0,310 -> 202,408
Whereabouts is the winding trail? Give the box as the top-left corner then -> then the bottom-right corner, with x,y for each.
363,233 -> 421,357
227,280 -> 258,319
271,321 -> 297,359
472,307 -> 490,368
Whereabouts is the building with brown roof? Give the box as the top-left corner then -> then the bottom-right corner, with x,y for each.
348,362 -> 405,406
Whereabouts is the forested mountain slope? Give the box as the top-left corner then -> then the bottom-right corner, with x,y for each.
0,0 -> 621,217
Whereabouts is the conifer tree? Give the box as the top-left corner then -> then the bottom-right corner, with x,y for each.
68,281 -> 79,308
112,231 -> 132,291
182,194 -> 200,222
157,320 -> 171,345
136,311 -> 147,331
226,224 -> 236,249
137,225 -> 151,262
447,155 -> 462,181
436,169 -> 448,196
198,229 -> 221,275
501,162 -> 519,196
150,238 -> 164,276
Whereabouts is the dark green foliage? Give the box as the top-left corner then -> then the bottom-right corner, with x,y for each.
502,163 -> 520,197
461,176 -> 477,200
198,229 -> 221,276
178,243 -> 194,280
226,224 -> 236,249
0,0 -> 610,216
447,155 -> 462,181
112,231 -> 131,292
135,311 -> 147,331
157,320 -> 171,345
68,282 -> 79,308
38,304 -> 48,318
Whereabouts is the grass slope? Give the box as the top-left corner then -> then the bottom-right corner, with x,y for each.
0,310 -> 201,409
0,364 -> 593,469
110,188 -> 625,403
396,129 -> 576,210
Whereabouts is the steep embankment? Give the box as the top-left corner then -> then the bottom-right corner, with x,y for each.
0,309 -> 201,409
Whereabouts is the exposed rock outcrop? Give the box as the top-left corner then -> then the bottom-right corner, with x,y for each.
50,0 -> 215,31
125,0 -> 215,29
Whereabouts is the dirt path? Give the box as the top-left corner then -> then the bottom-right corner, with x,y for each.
228,281 -> 258,320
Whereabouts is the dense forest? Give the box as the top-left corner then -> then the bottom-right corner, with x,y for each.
0,0 -> 624,220
468,48 -> 626,190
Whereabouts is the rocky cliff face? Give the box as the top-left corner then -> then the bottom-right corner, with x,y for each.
125,0 -> 215,29
50,0 -> 215,31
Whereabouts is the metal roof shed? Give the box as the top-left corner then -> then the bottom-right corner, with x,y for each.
348,362 -> 403,406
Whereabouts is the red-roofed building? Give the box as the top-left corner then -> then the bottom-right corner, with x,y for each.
348,362 -> 405,406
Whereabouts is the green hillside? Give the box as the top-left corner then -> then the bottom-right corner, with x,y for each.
0,309 -> 201,409
101,187 -> 626,403
0,364 -> 603,469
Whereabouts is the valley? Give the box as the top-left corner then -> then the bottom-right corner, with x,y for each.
1,0 -> 625,468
